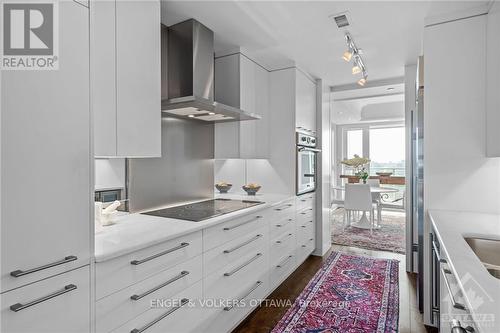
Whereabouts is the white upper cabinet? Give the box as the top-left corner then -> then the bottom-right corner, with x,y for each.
1,0 -> 91,293
295,69 -> 317,134
92,0 -> 161,157
486,1 -> 500,157
214,53 -> 269,159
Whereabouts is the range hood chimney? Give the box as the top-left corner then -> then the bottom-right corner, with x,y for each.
162,19 -> 260,122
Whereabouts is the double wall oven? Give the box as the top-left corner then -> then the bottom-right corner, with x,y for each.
296,132 -> 320,195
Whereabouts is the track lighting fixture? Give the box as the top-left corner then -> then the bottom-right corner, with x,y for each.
342,32 -> 368,86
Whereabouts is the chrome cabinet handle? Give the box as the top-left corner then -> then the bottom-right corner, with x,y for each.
224,253 -> 262,277
10,256 -> 77,277
10,284 -> 77,312
432,240 -> 447,263
276,219 -> 293,227
223,235 -> 262,254
440,265 -> 466,310
277,255 -> 293,268
130,271 -> 189,301
223,216 -> 263,231
130,298 -> 189,333
224,281 -> 262,311
276,233 -> 293,244
275,204 -> 293,211
131,243 -> 189,265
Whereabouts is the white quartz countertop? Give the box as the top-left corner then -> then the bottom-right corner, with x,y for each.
428,210 -> 500,333
94,192 -> 294,262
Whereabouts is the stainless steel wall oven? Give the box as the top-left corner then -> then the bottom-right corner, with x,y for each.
296,132 -> 320,195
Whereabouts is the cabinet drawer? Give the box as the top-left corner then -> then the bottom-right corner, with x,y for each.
269,252 -> 296,290
204,227 -> 268,277
269,200 -> 296,221
1,266 -> 90,333
96,231 -> 202,299
96,255 -> 202,333
203,211 -> 270,250
269,215 -> 295,240
110,280 -> 209,333
296,237 -> 315,266
297,219 -> 315,243
270,230 -> 296,266
204,251 -> 268,301
203,278 -> 269,333
296,193 -> 315,211
297,207 -> 315,225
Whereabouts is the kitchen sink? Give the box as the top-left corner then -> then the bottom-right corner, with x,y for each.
464,237 -> 500,279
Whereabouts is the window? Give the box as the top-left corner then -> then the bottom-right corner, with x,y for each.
346,129 -> 363,159
369,127 -> 405,176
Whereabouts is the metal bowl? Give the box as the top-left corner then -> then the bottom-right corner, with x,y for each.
242,185 -> 261,195
215,184 -> 232,193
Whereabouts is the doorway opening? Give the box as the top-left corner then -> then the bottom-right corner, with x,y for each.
330,85 -> 407,254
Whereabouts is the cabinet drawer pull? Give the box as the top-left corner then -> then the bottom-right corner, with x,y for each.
223,281 -> 262,311
130,271 -> 189,301
277,255 -> 293,268
440,265 -> 466,310
274,204 -> 293,211
276,233 -> 293,244
223,216 -> 263,231
432,240 -> 447,263
300,225 -> 307,228
130,298 -> 189,333
224,253 -> 262,277
10,256 -> 77,277
276,219 -> 293,227
10,284 -> 77,312
223,234 -> 262,254
130,243 -> 189,265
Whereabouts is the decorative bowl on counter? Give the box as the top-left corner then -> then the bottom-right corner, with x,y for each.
376,172 -> 393,177
242,184 -> 261,195
215,182 -> 232,193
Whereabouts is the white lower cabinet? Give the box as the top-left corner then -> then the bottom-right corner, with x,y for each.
94,195 -> 317,333
96,256 -> 202,333
1,266 -> 90,333
110,281 -> 207,333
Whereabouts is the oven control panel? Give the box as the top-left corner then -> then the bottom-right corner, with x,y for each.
297,132 -> 317,148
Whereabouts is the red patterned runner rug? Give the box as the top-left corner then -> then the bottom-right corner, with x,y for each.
271,252 -> 399,333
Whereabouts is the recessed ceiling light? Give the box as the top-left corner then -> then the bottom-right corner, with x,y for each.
188,114 -> 195,118
208,112 -> 215,115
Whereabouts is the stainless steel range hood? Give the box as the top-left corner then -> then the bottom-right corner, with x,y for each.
162,19 -> 260,122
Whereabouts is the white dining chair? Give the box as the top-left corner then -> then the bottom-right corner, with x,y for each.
344,184 -> 376,234
367,178 -> 382,225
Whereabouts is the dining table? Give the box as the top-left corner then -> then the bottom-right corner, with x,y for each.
332,185 -> 399,229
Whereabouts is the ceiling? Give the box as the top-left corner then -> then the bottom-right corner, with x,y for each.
162,1 -> 490,87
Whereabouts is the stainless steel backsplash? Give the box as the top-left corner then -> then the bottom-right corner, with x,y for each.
127,117 -> 214,213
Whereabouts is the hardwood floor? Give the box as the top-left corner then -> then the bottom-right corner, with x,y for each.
233,245 -> 438,333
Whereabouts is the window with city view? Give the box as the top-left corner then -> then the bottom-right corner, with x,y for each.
369,127 -> 405,176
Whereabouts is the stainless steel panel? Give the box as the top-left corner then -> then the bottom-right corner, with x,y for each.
166,19 -> 213,100
127,117 -> 214,213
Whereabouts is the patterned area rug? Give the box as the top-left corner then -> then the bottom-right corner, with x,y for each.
271,252 -> 399,333
331,208 -> 406,254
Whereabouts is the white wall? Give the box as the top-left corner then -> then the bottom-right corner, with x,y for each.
94,158 -> 125,190
313,79 -> 332,256
424,14 -> 500,214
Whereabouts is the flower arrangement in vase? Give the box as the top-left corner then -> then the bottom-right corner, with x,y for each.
340,154 -> 371,184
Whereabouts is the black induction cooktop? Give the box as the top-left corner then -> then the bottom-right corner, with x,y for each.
141,198 -> 264,222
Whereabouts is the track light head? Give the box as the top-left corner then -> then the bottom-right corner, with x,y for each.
342,50 -> 352,62
352,64 -> 361,75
